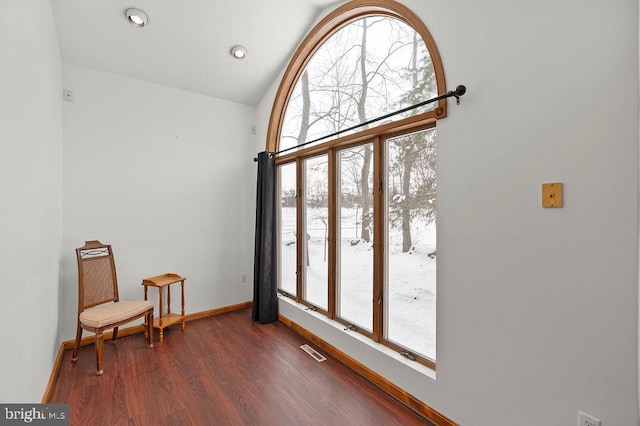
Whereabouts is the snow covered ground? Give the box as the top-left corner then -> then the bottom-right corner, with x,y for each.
279,206 -> 436,361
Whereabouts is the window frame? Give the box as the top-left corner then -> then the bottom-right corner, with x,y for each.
269,0 -> 446,370
266,0 -> 448,154
300,153 -> 331,313
335,141 -> 375,334
379,126 -> 438,362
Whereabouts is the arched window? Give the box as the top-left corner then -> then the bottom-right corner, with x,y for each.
268,0 -> 447,368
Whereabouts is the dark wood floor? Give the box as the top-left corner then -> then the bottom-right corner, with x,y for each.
50,308 -> 434,425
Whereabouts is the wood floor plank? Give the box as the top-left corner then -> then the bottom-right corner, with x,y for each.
50,309 -> 434,425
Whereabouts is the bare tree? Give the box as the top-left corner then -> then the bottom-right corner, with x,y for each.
296,70 -> 310,146
280,16 -> 436,250
387,31 -> 437,252
357,19 -> 373,242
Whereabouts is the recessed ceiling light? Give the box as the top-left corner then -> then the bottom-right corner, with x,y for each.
230,45 -> 247,60
125,8 -> 148,28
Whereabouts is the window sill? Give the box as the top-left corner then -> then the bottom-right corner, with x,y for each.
278,294 -> 436,381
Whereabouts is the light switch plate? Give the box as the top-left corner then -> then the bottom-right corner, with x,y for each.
542,182 -> 563,208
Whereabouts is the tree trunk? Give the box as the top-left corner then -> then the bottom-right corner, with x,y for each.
360,146 -> 372,242
400,32 -> 420,253
401,150 -> 414,252
358,19 -> 371,242
297,70 -> 310,146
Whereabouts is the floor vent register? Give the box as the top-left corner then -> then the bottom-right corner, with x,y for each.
300,344 -> 327,362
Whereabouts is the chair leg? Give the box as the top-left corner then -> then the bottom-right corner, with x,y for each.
147,309 -> 154,348
95,331 -> 104,376
112,326 -> 119,344
71,322 -> 82,362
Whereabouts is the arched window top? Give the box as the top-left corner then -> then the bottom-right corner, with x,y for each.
267,0 -> 447,154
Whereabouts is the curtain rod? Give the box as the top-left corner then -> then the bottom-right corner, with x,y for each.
254,84 -> 466,161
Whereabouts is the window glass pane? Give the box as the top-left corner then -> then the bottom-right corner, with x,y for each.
280,16 -> 436,152
278,162 -> 297,295
385,128 -> 437,361
303,155 -> 329,310
337,144 -> 373,331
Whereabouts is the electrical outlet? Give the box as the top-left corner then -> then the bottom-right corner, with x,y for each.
579,411 -> 601,426
63,89 -> 74,102
240,273 -> 247,283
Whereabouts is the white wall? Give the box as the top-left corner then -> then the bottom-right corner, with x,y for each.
0,0 -> 63,402
60,64 -> 256,341
258,0 -> 640,425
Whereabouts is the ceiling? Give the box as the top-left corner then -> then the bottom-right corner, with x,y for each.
51,0 -> 342,106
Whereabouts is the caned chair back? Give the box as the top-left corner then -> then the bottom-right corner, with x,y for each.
73,240 -> 154,375
76,241 -> 119,310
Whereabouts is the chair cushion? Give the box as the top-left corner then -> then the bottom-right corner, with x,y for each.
80,300 -> 154,329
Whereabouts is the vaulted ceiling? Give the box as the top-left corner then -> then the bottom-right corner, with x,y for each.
51,0 -> 341,106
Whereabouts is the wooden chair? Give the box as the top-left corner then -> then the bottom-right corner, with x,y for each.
72,240 -> 154,375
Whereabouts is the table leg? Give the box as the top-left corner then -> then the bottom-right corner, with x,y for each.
181,280 -> 185,331
143,285 -> 149,338
158,287 -> 164,342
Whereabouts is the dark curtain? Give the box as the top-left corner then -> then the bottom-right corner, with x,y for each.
252,151 -> 278,323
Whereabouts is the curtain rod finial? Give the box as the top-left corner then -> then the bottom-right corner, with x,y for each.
451,84 -> 467,105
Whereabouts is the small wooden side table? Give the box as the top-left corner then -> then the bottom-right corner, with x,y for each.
141,273 -> 186,342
